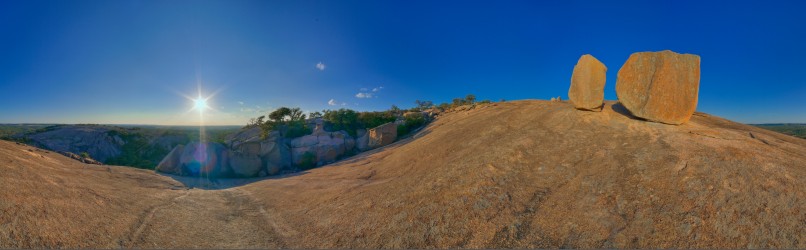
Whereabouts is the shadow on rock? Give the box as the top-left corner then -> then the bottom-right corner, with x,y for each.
611,102 -> 645,121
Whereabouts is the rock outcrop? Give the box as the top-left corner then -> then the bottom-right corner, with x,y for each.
225,128 -> 292,177
289,130 -> 354,166
26,125 -> 125,162
568,54 -> 607,111
178,142 -> 229,176
368,122 -> 397,148
355,129 -> 369,151
59,151 -> 103,165
616,50 -> 701,124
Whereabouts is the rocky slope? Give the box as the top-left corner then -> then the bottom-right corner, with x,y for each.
1,100 -> 804,248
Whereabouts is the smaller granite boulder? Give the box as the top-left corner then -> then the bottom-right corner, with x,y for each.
568,54 -> 607,111
368,122 -> 397,149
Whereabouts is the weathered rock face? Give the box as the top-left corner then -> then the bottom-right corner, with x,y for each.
289,130 -> 353,166
229,152 -> 262,177
155,145 -> 184,174
355,129 -> 369,151
178,142 -> 229,176
368,123 -> 397,149
568,54 -> 607,111
616,50 -> 701,124
26,125 -> 125,162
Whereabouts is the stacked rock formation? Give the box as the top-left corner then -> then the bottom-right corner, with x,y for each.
568,54 -> 607,111
616,50 -> 701,125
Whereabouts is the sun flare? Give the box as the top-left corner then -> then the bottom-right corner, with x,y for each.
194,97 -> 208,112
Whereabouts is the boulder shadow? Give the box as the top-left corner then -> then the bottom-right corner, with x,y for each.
610,102 -> 646,121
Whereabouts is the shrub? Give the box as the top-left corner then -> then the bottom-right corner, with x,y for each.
298,151 -> 317,170
398,112 -> 426,137
358,111 -> 396,129
257,107 -> 311,139
323,109 -> 359,136
80,152 -> 90,159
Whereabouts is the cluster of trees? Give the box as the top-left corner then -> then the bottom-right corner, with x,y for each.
414,94 -> 496,112
246,107 -> 311,138
245,93 -> 499,139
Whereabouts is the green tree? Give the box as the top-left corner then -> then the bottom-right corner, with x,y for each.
309,111 -> 323,119
323,109 -> 359,136
465,94 -> 476,104
415,100 -> 433,110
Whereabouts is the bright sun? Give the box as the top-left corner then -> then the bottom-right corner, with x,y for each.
194,97 -> 207,111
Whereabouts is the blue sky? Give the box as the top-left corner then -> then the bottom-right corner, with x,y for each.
0,0 -> 804,125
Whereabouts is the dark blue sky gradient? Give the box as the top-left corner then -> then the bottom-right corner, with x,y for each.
1,0 -> 804,125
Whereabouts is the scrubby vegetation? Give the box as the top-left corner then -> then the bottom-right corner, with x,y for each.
244,94 -> 494,140
247,107 -> 312,139
298,151 -> 317,170
397,112 -> 426,137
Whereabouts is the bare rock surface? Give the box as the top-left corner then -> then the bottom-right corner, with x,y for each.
2,100 -> 805,248
568,54 -> 607,111
616,50 -> 701,124
25,125 -> 124,162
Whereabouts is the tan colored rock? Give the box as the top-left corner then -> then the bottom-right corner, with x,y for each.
368,122 -> 397,148
568,54 -> 607,111
616,50 -> 701,124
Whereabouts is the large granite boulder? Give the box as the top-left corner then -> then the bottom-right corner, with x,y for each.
229,152 -> 262,177
355,129 -> 369,151
568,54 -> 607,111
616,50 -> 701,125
178,142 -> 229,176
156,144 -> 184,174
368,123 -> 397,149
288,130 -> 354,166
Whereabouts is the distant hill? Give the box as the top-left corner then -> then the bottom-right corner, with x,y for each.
1,124 -> 241,169
752,123 -> 806,139
0,100 -> 804,248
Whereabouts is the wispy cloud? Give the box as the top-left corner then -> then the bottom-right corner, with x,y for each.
356,86 -> 383,98
328,99 -> 346,106
238,101 -> 244,105
316,62 -> 326,71
355,92 -> 374,98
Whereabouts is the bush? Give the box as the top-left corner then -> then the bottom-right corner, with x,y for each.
398,112 -> 426,137
298,151 -> 317,170
358,112 -> 396,129
323,109 -> 359,136
255,107 -> 311,139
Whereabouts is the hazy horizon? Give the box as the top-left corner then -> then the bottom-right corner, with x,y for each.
1,0 -> 805,125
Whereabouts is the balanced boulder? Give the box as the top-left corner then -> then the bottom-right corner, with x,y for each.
568,54 -> 607,111
616,50 -> 700,125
